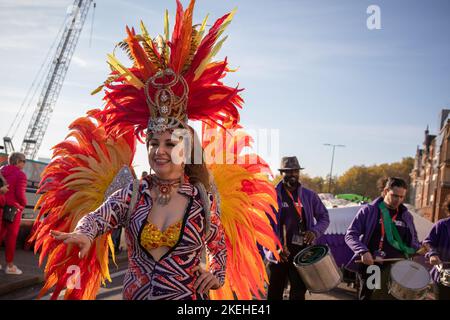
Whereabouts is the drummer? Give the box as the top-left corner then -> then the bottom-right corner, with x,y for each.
266,156 -> 329,300
345,177 -> 421,300
423,196 -> 450,300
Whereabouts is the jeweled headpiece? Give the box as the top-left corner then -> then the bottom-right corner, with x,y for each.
145,68 -> 189,133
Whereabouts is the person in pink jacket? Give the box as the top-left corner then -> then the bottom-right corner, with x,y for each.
0,152 -> 27,275
0,173 -> 8,272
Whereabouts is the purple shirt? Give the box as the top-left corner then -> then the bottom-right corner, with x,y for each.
423,217 -> 450,283
344,197 -> 421,272
265,182 -> 329,262
274,182 -> 329,240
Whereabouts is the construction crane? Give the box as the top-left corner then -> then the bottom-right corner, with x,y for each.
2,0 -> 95,159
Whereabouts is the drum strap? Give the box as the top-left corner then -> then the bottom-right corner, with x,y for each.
284,187 -> 303,221
378,207 -> 398,252
379,202 -> 416,256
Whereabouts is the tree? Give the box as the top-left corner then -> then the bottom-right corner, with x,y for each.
335,157 -> 414,201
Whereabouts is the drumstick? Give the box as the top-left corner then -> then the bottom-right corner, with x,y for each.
355,258 -> 405,263
282,225 -> 291,257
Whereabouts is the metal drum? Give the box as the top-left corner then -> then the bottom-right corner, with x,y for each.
293,245 -> 342,293
388,260 -> 431,300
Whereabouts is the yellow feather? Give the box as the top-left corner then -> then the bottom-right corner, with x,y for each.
107,54 -> 144,89
164,9 -> 170,63
193,9 -> 236,80
91,140 -> 110,164
196,14 -> 209,42
216,8 -> 237,39
140,20 -> 150,40
164,9 -> 170,41
193,34 -> 228,80
64,179 -> 96,188
107,235 -> 117,268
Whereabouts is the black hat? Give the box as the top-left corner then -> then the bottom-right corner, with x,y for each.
279,156 -> 304,171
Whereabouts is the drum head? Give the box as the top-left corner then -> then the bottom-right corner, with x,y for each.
294,245 -> 329,266
390,260 -> 430,289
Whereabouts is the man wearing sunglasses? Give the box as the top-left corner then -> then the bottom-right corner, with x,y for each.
345,177 -> 421,300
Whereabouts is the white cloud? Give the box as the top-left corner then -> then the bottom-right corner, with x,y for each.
72,55 -> 88,68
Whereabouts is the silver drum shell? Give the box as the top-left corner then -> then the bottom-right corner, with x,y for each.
293,245 -> 342,293
388,261 -> 431,300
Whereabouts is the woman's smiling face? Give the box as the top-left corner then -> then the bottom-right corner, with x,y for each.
147,130 -> 185,180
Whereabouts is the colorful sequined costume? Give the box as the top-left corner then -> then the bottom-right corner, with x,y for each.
75,178 -> 225,300
28,0 -> 280,300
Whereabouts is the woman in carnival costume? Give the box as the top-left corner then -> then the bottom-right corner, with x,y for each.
29,0 -> 280,300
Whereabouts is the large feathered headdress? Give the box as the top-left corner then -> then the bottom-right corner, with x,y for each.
94,0 -> 243,139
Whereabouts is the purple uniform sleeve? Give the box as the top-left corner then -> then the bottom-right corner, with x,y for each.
310,193 -> 330,238
423,222 -> 440,259
345,206 -> 370,256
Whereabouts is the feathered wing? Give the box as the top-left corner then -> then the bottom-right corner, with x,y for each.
28,109 -> 136,300
94,0 -> 242,139
202,123 -> 281,300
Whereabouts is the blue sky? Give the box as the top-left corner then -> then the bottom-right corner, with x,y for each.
0,0 -> 449,177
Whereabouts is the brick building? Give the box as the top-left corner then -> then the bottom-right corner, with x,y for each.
410,109 -> 450,222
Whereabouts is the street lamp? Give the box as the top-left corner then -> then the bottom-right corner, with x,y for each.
323,143 -> 345,194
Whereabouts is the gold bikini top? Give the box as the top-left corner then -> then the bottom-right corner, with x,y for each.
140,220 -> 182,250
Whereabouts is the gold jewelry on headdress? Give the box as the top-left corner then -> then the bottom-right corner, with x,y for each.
145,68 -> 189,134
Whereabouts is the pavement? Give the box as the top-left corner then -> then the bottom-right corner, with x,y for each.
0,246 -> 128,298
0,248 -> 44,296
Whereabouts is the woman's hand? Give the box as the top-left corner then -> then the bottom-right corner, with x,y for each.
192,265 -> 220,295
50,230 -> 92,259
